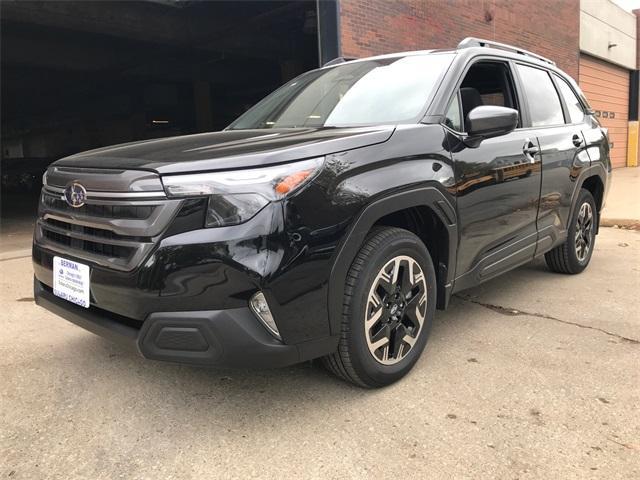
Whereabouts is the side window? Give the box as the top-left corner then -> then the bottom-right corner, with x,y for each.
554,75 -> 585,124
516,64 -> 564,127
444,93 -> 462,131
454,61 -> 521,132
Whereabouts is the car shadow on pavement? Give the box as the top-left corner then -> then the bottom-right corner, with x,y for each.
47,256 -> 557,423
61,292 -> 484,396
57,301 -> 463,396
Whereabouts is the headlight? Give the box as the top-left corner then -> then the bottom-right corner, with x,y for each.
162,157 -> 324,227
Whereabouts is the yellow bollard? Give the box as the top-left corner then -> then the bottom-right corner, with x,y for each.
628,121 -> 639,168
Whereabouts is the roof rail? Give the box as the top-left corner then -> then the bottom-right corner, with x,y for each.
323,56 -> 357,67
457,37 -> 556,66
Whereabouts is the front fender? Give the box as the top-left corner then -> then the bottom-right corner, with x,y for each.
327,185 -> 458,336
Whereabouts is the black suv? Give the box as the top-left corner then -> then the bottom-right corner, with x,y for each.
33,38 -> 610,387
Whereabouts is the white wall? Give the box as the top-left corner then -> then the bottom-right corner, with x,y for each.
580,0 -> 637,70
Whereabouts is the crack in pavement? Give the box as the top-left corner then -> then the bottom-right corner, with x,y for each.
0,254 -> 31,262
605,436 -> 637,450
454,294 -> 640,345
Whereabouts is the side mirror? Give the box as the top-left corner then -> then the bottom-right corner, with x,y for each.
465,106 -> 518,141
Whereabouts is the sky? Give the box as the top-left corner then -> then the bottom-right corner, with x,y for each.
610,0 -> 640,12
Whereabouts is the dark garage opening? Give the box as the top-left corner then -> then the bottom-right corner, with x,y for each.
1,0 -> 337,235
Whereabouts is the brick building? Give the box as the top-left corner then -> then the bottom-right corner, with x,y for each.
337,0 -> 639,168
339,0 -> 580,78
1,0 -> 639,220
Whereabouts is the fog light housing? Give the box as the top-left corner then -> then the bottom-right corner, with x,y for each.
249,292 -> 281,340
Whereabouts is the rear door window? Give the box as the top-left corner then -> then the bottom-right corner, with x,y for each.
554,75 -> 585,124
516,64 -> 564,127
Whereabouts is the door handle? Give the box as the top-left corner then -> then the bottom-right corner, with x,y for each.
572,134 -> 584,147
523,139 -> 538,162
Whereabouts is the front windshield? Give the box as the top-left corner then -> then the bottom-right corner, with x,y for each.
228,53 -> 455,129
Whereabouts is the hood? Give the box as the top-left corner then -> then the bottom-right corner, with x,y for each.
53,127 -> 395,175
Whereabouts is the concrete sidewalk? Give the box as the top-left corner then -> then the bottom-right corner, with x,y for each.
601,167 -> 640,228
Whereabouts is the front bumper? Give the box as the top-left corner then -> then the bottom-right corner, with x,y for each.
32,182 -> 340,365
34,278 -> 335,368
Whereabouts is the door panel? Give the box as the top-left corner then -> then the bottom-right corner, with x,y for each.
449,129 -> 542,290
534,125 -> 590,253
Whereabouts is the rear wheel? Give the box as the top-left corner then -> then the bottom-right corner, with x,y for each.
545,188 -> 597,274
323,227 -> 437,388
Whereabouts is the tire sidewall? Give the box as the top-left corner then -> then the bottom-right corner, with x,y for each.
346,232 -> 437,387
568,190 -> 597,271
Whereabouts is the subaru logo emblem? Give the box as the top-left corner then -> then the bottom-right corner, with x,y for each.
64,182 -> 87,208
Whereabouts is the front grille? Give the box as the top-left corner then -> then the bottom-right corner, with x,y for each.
35,168 -> 182,271
42,219 -> 136,260
82,238 -> 133,259
43,228 -> 71,247
42,193 -> 154,219
45,218 -> 140,241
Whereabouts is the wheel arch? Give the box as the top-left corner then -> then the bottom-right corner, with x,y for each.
581,175 -> 605,213
327,187 -> 457,336
572,165 -> 608,234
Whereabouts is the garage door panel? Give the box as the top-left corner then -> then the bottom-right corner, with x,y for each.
580,72 -> 630,89
580,66 -> 629,83
579,85 -> 629,101
579,82 -> 629,98
579,73 -> 628,88
584,97 -> 628,110
579,60 -> 630,78
597,121 -> 630,130
579,55 -> 629,169
608,133 -> 628,142
580,55 -> 629,72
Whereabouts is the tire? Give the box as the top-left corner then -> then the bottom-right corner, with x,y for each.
545,188 -> 597,274
323,227 -> 437,388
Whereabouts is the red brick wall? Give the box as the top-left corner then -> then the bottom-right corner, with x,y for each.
339,0 -> 580,79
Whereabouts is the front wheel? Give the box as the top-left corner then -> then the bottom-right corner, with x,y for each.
545,188 -> 597,274
323,227 -> 437,388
